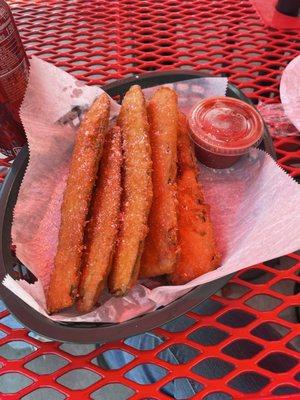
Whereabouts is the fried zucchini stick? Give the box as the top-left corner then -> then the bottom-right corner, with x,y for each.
47,94 -> 110,313
109,85 -> 152,296
169,114 -> 220,285
77,126 -> 122,313
140,87 -> 179,278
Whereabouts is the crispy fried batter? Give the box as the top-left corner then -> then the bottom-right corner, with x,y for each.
108,85 -> 152,296
139,87 -> 179,278
169,113 -> 220,285
77,126 -> 122,313
47,93 -> 110,313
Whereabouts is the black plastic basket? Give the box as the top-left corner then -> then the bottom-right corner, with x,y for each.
0,71 -> 276,343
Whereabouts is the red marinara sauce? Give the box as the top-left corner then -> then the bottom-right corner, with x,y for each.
189,96 -> 264,168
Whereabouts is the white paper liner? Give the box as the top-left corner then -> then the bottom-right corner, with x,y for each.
3,57 -> 300,323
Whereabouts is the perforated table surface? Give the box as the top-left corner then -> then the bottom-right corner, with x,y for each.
0,1 -> 299,399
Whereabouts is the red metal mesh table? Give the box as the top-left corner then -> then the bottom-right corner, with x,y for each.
0,0 -> 299,399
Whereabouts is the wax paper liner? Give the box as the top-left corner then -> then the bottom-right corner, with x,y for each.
3,57 -> 300,323
280,54 -> 300,132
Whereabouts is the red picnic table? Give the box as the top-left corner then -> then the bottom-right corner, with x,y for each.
0,0 -> 299,399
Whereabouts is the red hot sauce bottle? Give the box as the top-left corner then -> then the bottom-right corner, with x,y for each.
0,0 -> 28,158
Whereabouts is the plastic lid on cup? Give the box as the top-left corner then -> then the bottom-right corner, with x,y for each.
189,96 -> 264,156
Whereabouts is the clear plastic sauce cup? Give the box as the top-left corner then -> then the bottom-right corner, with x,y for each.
188,96 -> 264,168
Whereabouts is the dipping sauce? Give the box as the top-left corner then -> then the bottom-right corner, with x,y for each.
189,96 -> 264,168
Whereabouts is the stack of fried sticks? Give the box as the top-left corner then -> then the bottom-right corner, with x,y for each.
47,86 -> 220,314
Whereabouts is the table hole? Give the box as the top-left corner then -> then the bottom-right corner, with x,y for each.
258,352 -> 298,373
271,279 -> 299,296
277,141 -> 299,152
25,354 -> 69,375
92,349 -> 135,370
217,309 -> 256,328
0,314 -> 24,329
278,306 -> 299,323
91,383 -> 135,400
28,331 -> 53,342
125,364 -> 168,385
189,326 -> 229,346
222,339 -> 263,360
0,372 -> 33,394
251,321 -> 290,341
203,393 -> 232,400
59,343 -> 96,356
192,357 -> 234,379
285,157 -> 300,168
192,298 -> 224,316
239,268 -> 274,284
57,368 -> 101,390
124,332 -> 166,350
264,256 -> 297,270
161,315 -> 195,333
157,344 -> 200,365
286,335 -> 300,353
0,300 -> 6,312
21,388 -> 66,400
0,330 -> 7,339
272,385 -> 300,396
245,294 -> 282,311
221,282 -> 250,299
160,378 -> 203,399
228,372 -> 269,393
0,340 -> 37,360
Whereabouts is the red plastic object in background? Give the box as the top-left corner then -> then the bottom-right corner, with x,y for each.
0,0 -> 28,159
0,1 -> 299,399
250,0 -> 300,30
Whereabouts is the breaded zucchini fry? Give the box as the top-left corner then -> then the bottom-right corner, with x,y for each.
140,87 -> 179,278
77,126 -> 122,313
47,93 -> 110,313
108,85 -> 152,296
169,113 -> 220,285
